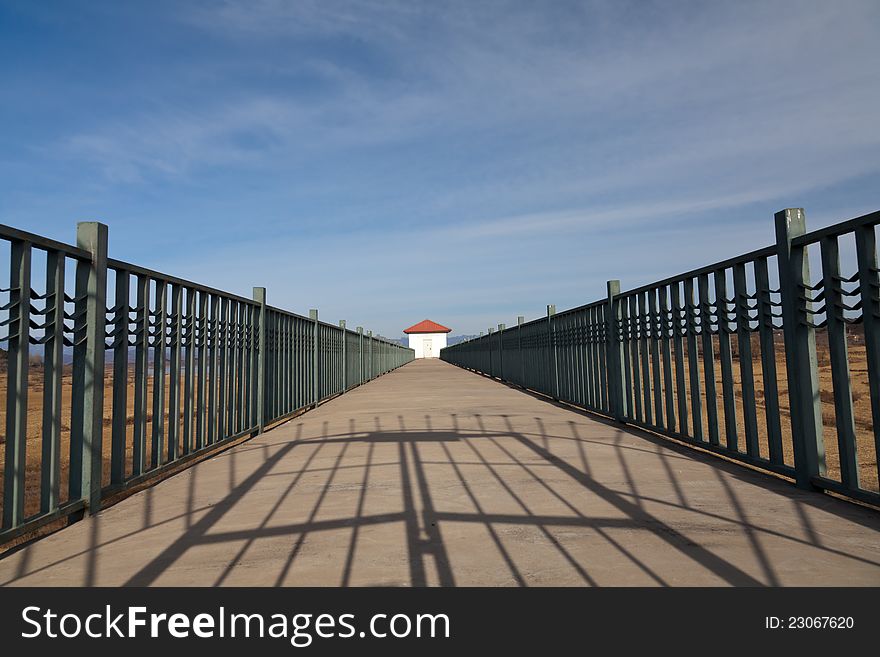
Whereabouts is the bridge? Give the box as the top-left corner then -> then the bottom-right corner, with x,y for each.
1,208 -> 879,586
1,357 -> 877,586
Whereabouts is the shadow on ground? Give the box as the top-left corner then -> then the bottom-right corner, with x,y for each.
2,398 -> 878,586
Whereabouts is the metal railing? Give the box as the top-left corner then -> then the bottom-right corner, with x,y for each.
442,208 -> 880,506
0,221 -> 413,544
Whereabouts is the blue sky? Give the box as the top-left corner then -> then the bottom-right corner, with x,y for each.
1,1 -> 878,337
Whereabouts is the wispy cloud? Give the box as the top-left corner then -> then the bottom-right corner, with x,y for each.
2,0 -> 878,334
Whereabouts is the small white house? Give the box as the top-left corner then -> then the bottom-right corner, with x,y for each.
403,319 -> 451,359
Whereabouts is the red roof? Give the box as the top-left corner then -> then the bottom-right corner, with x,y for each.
403,319 -> 452,334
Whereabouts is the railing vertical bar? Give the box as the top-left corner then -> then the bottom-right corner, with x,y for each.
854,223 -> 880,485
272,310 -> 278,421
579,312 -> 586,405
649,289 -> 665,429
253,287 -> 264,433
40,250 -> 64,513
578,310 -> 589,407
638,292 -> 653,425
714,269 -> 739,451
733,262 -> 760,457
132,275 -> 149,475
584,309 -> 599,408
670,282 -> 689,437
629,295 -> 643,422
150,281 -> 167,468
207,294 -> 219,445
546,305 -> 556,398
684,278 -> 703,441
645,290 -> 664,429
820,236 -> 859,488
560,319 -> 569,400
286,314 -> 293,413
3,239 -> 31,528
659,286 -> 676,432
596,307 -> 607,411
574,309 -> 584,408
110,270 -> 129,484
754,257 -> 783,463
699,273 -> 720,445
195,290 -> 207,450
619,295 -> 632,420
242,302 -> 252,430
183,287 -> 196,454
235,302 -> 245,432
167,283 -> 182,462
311,310 -> 319,405
217,296 -> 229,443
582,309 -> 593,408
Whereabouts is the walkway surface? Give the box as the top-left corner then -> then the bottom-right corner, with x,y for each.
2,359 -> 879,586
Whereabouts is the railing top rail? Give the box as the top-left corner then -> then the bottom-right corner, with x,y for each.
447,243 -> 782,344
555,297 -> 607,318
107,257 -> 258,306
618,244 -> 776,298
444,244 -> 779,348
450,297 -> 607,342
0,223 -> 92,260
791,209 -> 880,247
265,304 -> 315,323
266,304 -> 410,348
515,316 -> 549,331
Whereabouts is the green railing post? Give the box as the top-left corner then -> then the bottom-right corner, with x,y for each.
368,330 -> 373,380
339,320 -> 347,392
42,250 -> 65,511
547,304 -> 558,400
72,221 -> 108,515
518,315 -> 524,385
775,208 -> 825,489
498,323 -> 505,381
487,327 -> 494,377
253,287 -> 266,434
357,326 -> 364,384
310,309 -> 319,406
2,238 -> 31,529
855,223 -> 880,475
606,280 -> 626,421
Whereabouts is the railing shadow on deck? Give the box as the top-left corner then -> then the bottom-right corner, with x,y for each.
2,409 -> 878,587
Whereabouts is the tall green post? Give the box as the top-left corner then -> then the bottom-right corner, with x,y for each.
498,323 -> 505,381
487,327 -> 494,377
340,320 -> 347,392
310,309 -> 319,406
518,315 -> 524,386
253,287 -> 266,434
855,223 -> 880,476
606,280 -> 626,421
775,208 -> 825,489
73,221 -> 108,514
547,304 -> 558,400
357,326 -> 364,384
2,238 -> 31,528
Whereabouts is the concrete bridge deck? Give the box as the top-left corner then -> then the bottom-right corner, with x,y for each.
1,359 -> 878,586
